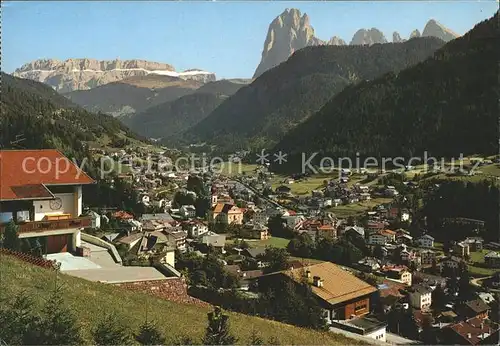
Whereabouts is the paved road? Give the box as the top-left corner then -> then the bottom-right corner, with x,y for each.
386,332 -> 421,345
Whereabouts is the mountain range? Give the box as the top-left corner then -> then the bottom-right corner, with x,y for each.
253,8 -> 459,77
272,11 -> 498,170
13,58 -> 216,93
183,37 -> 445,151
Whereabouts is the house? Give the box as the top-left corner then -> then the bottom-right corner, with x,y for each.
376,280 -> 406,314
441,256 -> 464,269
241,223 -> 270,240
420,249 -> 436,266
84,210 -> 102,229
454,241 -> 471,258
332,317 -> 387,342
484,252 -> 500,268
343,226 -> 365,239
201,234 -> 226,250
186,220 -> 209,238
209,203 -> 243,225
276,185 -> 292,195
0,150 -> 95,254
380,229 -> 396,243
141,213 -> 174,224
413,272 -> 447,287
258,262 -> 378,323
165,230 -> 187,252
179,205 -> 196,219
117,232 -> 144,250
384,267 -> 412,286
442,317 -> 500,345
396,233 -> 413,245
465,237 -> 484,252
112,210 -> 134,221
408,284 -> 432,310
357,257 -> 381,272
253,210 -> 270,226
457,299 -> 491,320
417,234 -> 435,248
368,232 -> 388,246
242,247 -> 267,260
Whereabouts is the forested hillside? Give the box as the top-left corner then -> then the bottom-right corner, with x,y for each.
183,37 -> 445,151
274,13 -> 499,165
0,73 -> 146,158
122,93 -> 227,140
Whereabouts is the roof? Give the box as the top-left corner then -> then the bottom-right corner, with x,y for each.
212,203 -> 241,214
117,232 -> 144,245
447,317 -> 499,345
112,211 -> 134,220
410,284 -> 432,295
282,262 -> 377,306
0,149 -> 95,201
465,299 -> 490,314
243,247 -> 266,258
140,213 -> 174,222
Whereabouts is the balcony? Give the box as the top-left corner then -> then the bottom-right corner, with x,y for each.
0,217 -> 91,234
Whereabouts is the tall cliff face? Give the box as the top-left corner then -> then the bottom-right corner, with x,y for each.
253,8 -> 461,78
350,28 -> 388,45
422,19 -> 459,42
13,58 -> 216,93
253,8 -> 324,78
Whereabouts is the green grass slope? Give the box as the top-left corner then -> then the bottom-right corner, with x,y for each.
0,256 -> 361,345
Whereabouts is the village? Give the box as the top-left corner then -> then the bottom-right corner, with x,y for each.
1,148 -> 500,345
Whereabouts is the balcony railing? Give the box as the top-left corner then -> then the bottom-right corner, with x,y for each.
0,217 -> 91,234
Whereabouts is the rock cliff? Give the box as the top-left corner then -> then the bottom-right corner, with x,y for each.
13,58 -> 216,92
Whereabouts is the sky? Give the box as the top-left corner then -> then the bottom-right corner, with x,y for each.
2,1 -> 498,79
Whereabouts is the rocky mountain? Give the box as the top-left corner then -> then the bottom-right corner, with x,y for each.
0,73 -> 146,156
184,37 -> 445,152
328,36 -> 346,45
121,79 -> 247,140
253,8 -> 324,78
273,13 -> 498,169
410,29 -> 421,39
393,32 -> 404,43
65,75 -> 203,117
422,19 -> 459,42
13,58 -> 216,93
253,8 -> 459,77
350,28 -> 388,45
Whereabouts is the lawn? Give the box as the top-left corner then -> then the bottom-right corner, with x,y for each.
470,250 -> 489,263
247,236 -> 291,249
468,265 -> 496,277
214,162 -> 259,177
328,198 -> 394,218
0,256 -> 361,345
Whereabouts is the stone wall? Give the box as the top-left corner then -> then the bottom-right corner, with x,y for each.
0,248 -> 58,270
114,278 -> 210,307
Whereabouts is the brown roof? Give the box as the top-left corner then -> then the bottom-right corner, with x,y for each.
0,150 -> 95,201
282,262 -> 377,306
448,317 -> 499,345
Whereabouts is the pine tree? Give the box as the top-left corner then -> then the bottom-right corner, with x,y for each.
92,313 -> 131,345
135,321 -> 166,345
38,284 -> 83,345
203,306 -> 237,345
0,292 -> 40,345
2,220 -> 20,251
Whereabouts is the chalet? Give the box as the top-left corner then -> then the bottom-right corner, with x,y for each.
0,150 -> 94,254
179,205 -> 196,219
457,299 -> 491,320
453,241 -> 471,258
368,232 -> 388,246
185,220 -> 208,238
484,252 -> 500,268
384,267 -> 412,286
241,223 -> 270,240
258,262 -> 378,323
420,249 -> 436,266
417,234 -> 435,248
465,237 -> 484,252
396,233 -> 413,245
209,203 -> 243,225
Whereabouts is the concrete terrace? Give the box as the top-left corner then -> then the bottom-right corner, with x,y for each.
46,241 -> 168,284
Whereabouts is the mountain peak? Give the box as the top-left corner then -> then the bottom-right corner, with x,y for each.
422,19 -> 459,42
350,28 -> 388,45
253,8 -> 322,78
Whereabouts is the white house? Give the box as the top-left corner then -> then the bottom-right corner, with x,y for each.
409,285 -> 432,310
188,220 -> 209,238
0,150 -> 95,254
417,234 -> 435,248
180,205 -> 196,219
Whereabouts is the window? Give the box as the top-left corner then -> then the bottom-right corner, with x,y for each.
355,304 -> 367,313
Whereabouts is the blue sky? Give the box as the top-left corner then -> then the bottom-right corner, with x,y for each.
3,1 -> 498,79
